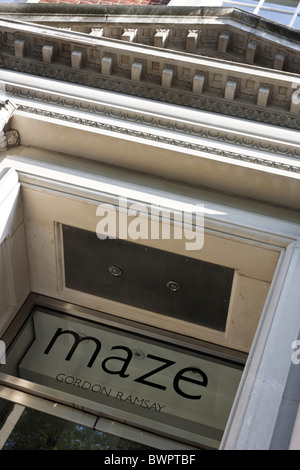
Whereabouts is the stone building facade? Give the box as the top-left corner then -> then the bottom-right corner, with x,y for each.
0,3 -> 299,450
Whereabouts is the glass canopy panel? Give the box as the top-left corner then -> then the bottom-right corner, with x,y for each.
0,307 -> 244,449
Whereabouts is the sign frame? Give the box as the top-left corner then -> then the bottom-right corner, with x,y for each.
0,294 -> 246,450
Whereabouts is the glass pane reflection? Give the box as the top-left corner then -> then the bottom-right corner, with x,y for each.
259,10 -> 293,25
0,399 -> 152,450
293,15 -> 300,29
262,2 -> 296,11
223,3 -> 255,11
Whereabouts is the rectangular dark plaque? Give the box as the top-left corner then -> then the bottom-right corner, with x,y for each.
63,225 -> 234,331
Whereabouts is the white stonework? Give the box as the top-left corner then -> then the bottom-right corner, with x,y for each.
0,100 -> 16,152
0,4 -> 299,450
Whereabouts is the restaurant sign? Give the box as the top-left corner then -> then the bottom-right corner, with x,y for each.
3,308 -> 243,449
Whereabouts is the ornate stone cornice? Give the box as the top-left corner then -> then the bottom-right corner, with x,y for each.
0,5 -> 299,52
5,80 -> 300,160
1,53 -> 300,131
15,104 -> 300,175
0,14 -> 299,130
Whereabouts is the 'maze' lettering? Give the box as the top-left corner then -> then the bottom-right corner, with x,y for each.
44,328 -> 208,400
